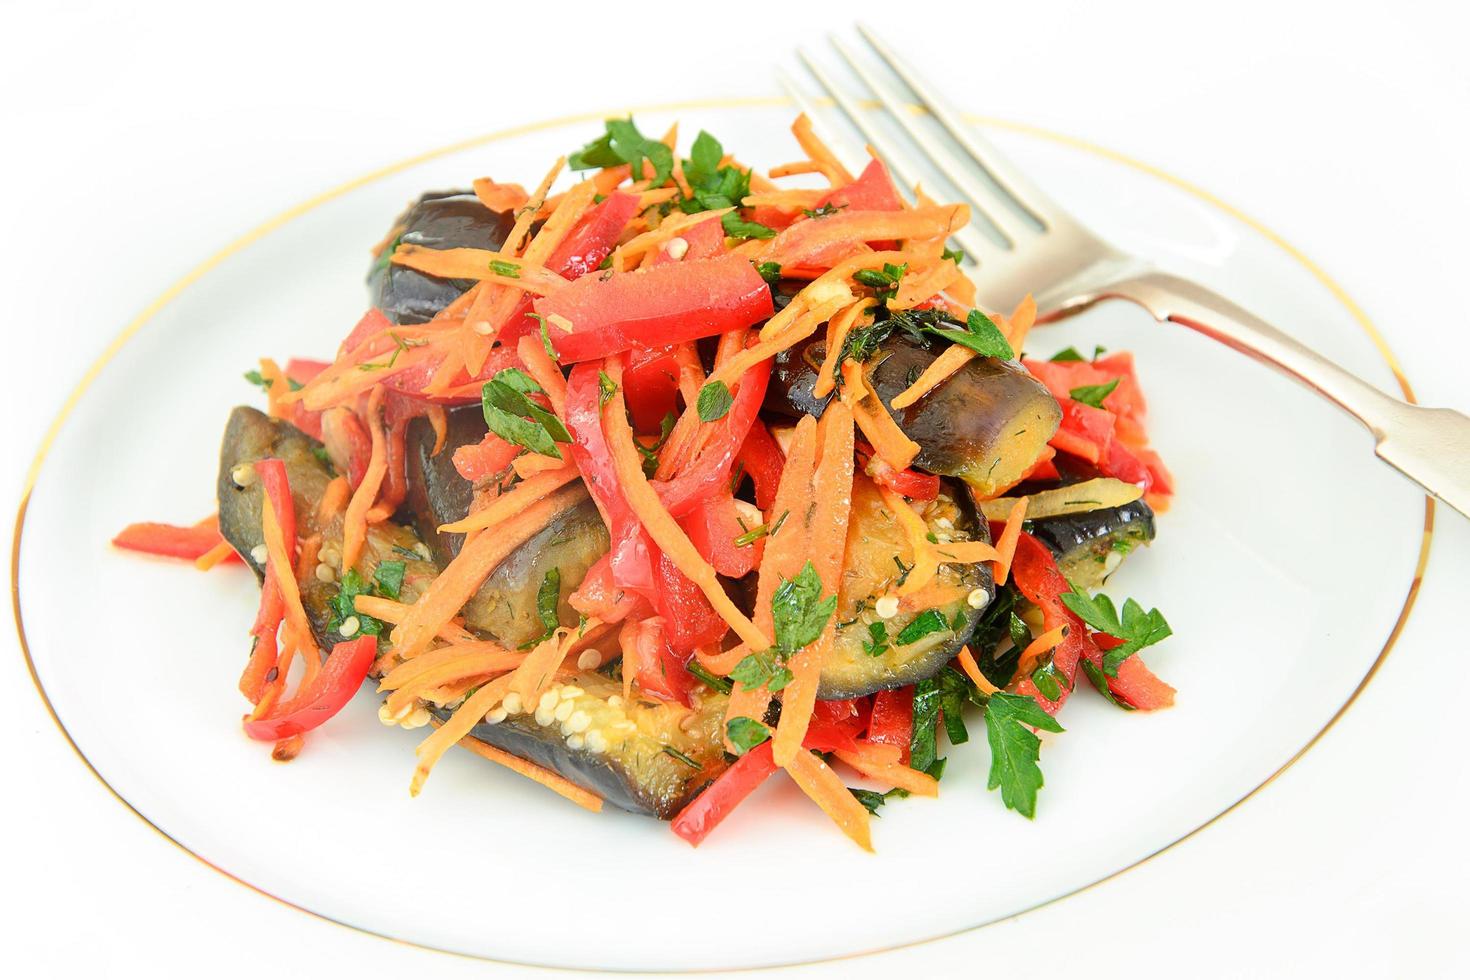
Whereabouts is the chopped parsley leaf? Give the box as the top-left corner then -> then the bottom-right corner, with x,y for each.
726,716 -> 771,755
984,691 -> 1063,819
697,380 -> 734,422
1060,587 -> 1172,675
771,561 -> 838,655
1068,377 -> 1120,409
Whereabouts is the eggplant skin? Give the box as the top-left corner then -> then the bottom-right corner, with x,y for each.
818,476 -> 992,699
768,331 -> 1061,497
403,409 -> 611,648
1029,498 -> 1155,591
216,406 -> 438,647
436,672 -> 729,818
368,191 -> 517,325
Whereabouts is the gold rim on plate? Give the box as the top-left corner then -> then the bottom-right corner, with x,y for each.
9,97 -> 1435,972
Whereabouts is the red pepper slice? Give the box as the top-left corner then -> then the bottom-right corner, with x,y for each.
568,555 -> 649,624
112,520 -> 236,562
452,433 -> 520,483
321,406 -> 373,489
1022,355 -> 1145,423
735,421 -> 784,511
652,354 -> 771,517
1093,634 -> 1176,710
624,616 -> 697,705
1007,532 -> 1096,714
671,741 -> 778,847
858,445 -> 940,501
650,552 -> 728,653
866,686 -> 915,763
650,215 -> 726,266
678,489 -> 763,578
550,191 -> 641,279
534,253 -> 774,363
819,158 -> 904,213
242,635 -> 378,741
239,459 -> 296,702
621,345 -> 681,433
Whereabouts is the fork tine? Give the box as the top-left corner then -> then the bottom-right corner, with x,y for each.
792,49 -> 998,265
828,34 -> 1033,247
856,22 -> 1060,230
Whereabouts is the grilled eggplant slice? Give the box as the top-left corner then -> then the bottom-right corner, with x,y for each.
368,191 -> 517,324
217,406 -> 438,640
818,475 -> 992,699
768,328 -> 1061,497
1029,498 -> 1155,591
449,672 -> 728,817
218,406 -> 723,817
403,409 -> 611,648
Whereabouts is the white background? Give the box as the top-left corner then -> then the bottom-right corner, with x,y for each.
3,0 -> 1468,976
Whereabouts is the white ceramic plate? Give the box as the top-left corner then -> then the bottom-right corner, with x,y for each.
15,101 -> 1429,972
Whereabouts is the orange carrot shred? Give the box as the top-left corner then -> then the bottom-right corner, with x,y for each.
785,747 -> 872,851
411,676 -> 514,795
992,497 -> 1028,587
452,729 -> 603,812
956,645 -> 1000,696
341,387 -> 387,572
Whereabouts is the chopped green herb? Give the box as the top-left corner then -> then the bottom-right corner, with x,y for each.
941,245 -> 965,264
1009,611 -> 1032,653
687,660 -> 733,694
482,369 -> 571,460
326,569 -> 385,637
597,370 -> 618,407
755,261 -> 782,284
1080,659 -> 1135,710
730,649 -> 793,693
911,667 -> 979,772
721,213 -> 776,240
1068,377 -> 1120,409
662,745 -> 701,769
892,555 -> 913,587
634,411 -> 677,478
895,608 -> 951,646
488,259 -> 521,278
769,510 -> 791,538
849,787 -> 892,816
521,567 -> 562,648
1060,588 -> 1172,675
853,262 -> 908,302
568,117 -> 673,187
372,561 -> 406,601
726,716 -> 771,755
733,523 -> 769,547
771,561 -> 839,654
927,309 -> 1015,360
697,380 -> 734,422
984,691 -> 1063,818
525,312 -> 559,361
243,369 -> 270,391
862,621 -> 890,657
357,331 -> 425,372
1049,346 -> 1085,362
801,202 -> 845,219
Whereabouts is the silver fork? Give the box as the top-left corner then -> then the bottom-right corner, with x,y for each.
783,24 -> 1470,520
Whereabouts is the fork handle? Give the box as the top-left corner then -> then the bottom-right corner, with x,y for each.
1106,270 -> 1470,518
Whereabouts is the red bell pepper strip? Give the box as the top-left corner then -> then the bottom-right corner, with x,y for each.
624,616 -> 697,705
866,686 -> 915,763
242,635 -> 378,741
568,555 -> 649,625
651,215 -> 727,266
621,345 -> 682,432
735,421 -> 784,511
802,698 -> 868,753
284,358 -> 331,385
652,355 -> 771,517
678,489 -> 763,578
819,158 -> 904,213
550,191 -> 641,279
534,253 -> 774,363
320,406 -> 372,489
1022,355 -> 1145,424
650,552 -> 728,653
451,433 -> 519,483
112,521 -> 235,562
671,741 -> 778,847
1093,634 -> 1176,710
1007,532 -> 1096,714
858,445 -> 940,501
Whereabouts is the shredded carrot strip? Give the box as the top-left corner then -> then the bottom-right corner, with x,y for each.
785,747 -> 872,851
384,649 -> 526,716
890,261 -> 964,311
931,540 -> 1002,564
354,594 -> 476,645
758,250 -> 913,339
193,539 -> 236,571
618,620 -> 639,703
472,178 -> 529,213
424,405 -> 448,455
515,334 -> 568,417
391,485 -> 588,660
436,465 -> 580,534
773,402 -> 854,767
791,114 -> 855,185
761,207 -> 967,268
694,643 -> 749,677
724,415 -> 818,748
844,360 -> 920,472
832,747 -> 939,797
637,187 -> 681,208
890,343 -> 975,410
389,245 -> 568,294
1005,294 -> 1038,351
741,190 -> 828,211
506,627 -> 575,709
512,453 -> 567,480
452,730 -> 603,813
955,645 -> 1000,696
317,476 -> 350,521
294,534 -> 321,581
1015,625 -> 1068,677
992,497 -> 1028,586
341,387 -> 387,571
410,676 -> 514,795
768,160 -> 830,179
703,297 -> 847,393
502,157 -> 565,257
602,360 -> 770,652
812,298 -> 878,399
378,639 -> 514,692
